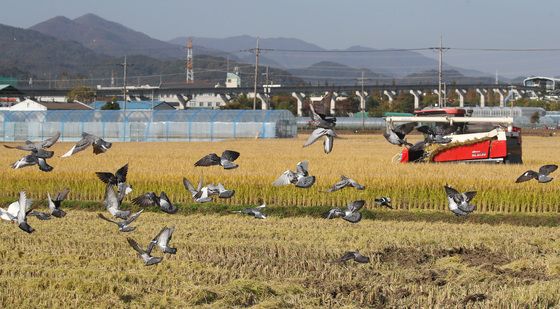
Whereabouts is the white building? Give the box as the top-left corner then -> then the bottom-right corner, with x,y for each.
186,94 -> 229,109
226,72 -> 241,88
0,99 -> 47,111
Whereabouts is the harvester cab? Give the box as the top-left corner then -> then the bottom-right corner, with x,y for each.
387,108 -> 522,164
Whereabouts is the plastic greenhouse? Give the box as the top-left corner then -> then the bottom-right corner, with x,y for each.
0,110 -> 297,142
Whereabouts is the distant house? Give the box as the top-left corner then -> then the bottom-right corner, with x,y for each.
186,94 -> 228,109
0,99 -> 94,111
226,72 -> 241,88
3,99 -> 46,111
153,102 -> 180,110
39,101 -> 93,110
0,84 -> 23,106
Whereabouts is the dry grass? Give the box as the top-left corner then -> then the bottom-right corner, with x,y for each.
0,134 -> 559,212
0,211 -> 559,307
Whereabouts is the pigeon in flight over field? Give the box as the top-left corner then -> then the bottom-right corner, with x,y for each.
308,102 -> 336,129
444,184 -> 477,216
96,163 -> 132,196
61,132 -> 112,157
47,188 -> 70,218
207,183 -> 235,199
183,177 -> 213,203
11,153 -> 53,172
28,210 -> 51,220
303,128 -> 338,154
272,161 -> 316,188
325,200 -> 365,223
233,203 -> 267,219
515,165 -> 558,183
416,125 -> 453,144
374,197 -> 393,209
335,251 -> 370,264
104,184 -> 131,220
326,175 -> 365,192
127,237 -> 163,266
148,226 -> 177,254
9,191 -> 35,233
383,122 -> 416,147
4,131 -> 60,158
194,150 -> 240,169
98,209 -> 143,232
132,191 -> 178,214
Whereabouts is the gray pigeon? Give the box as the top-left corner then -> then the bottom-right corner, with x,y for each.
127,237 -> 163,266
516,165 -> 558,183
383,122 -> 416,147
104,184 -> 131,220
28,210 -> 51,220
47,188 -> 70,218
326,175 -> 365,192
303,128 -> 338,154
62,132 -> 112,157
183,177 -> 212,203
272,161 -> 316,188
11,153 -> 53,172
335,251 -> 370,264
14,191 -> 34,233
308,102 -> 336,129
148,226 -> 177,254
194,150 -> 240,169
416,125 -> 453,144
325,200 -> 365,223
444,184 -> 476,216
207,183 -> 235,199
4,131 -> 60,158
374,197 -> 392,209
132,191 -> 177,214
98,209 -> 143,232
233,203 -> 267,219
96,163 -> 132,199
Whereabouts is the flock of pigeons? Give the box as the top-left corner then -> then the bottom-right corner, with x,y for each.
2,105 -> 558,265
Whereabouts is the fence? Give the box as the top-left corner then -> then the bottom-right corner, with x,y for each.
0,110 -> 297,142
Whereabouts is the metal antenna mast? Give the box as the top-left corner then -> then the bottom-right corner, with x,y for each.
186,38 -> 194,84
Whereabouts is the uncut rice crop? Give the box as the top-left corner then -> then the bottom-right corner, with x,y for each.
0,134 -> 559,213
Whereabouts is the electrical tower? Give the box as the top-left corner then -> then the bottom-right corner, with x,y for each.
186,38 -> 194,84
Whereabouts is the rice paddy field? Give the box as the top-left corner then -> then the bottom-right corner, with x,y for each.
0,134 -> 560,307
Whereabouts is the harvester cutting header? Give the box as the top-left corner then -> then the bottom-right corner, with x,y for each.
384,108 -> 522,164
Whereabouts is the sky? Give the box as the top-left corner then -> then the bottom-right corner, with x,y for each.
1,0 -> 560,77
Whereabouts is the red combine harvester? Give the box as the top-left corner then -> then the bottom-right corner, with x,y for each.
386,108 -> 522,164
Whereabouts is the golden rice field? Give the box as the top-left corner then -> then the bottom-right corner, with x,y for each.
1,134 -> 560,307
0,134 -> 559,212
1,211 -> 560,307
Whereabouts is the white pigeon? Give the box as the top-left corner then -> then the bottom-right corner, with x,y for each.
273,161 -> 316,188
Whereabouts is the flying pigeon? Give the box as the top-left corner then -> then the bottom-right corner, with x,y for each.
273,161 -> 316,188
383,122 -> 416,147
303,128 -> 338,154
308,102 -> 336,129
12,191 -> 35,233
4,131 -> 61,158
207,183 -> 235,199
11,153 -> 53,172
326,175 -> 365,192
28,210 -> 51,220
194,150 -> 240,169
515,164 -> 558,183
325,200 -> 365,223
374,197 -> 393,209
335,251 -> 370,264
444,184 -> 476,216
183,177 -> 212,203
132,191 -> 177,214
233,203 -> 267,219
61,132 -> 112,157
126,237 -> 163,266
148,226 -> 177,254
416,125 -> 453,144
96,163 -> 132,197
98,209 -> 143,232
104,184 -> 131,220
47,188 -> 70,218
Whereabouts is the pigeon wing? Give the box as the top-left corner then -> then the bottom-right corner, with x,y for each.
96,172 -> 116,184
124,209 -> 144,225
115,163 -> 129,183
463,191 -> 477,203
394,122 -> 418,138
336,252 -> 356,263
272,170 -> 295,186
55,188 -> 70,202
39,131 -> 61,148
515,170 -> 538,183
221,150 -> 240,162
296,161 -> 309,176
98,213 -> 119,225
303,128 -> 326,147
183,177 -> 197,195
342,212 -> 362,223
127,237 -> 145,254
295,176 -> 315,188
194,153 -> 221,167
61,136 -> 92,157
131,192 -> 159,207
347,200 -> 365,213
539,164 -> 558,176
17,191 -> 27,224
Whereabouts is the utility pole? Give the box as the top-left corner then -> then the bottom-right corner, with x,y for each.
252,37 -> 260,110
495,70 -> 499,85
186,38 -> 194,84
357,71 -> 369,130
438,35 -> 443,107
119,55 -> 131,111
